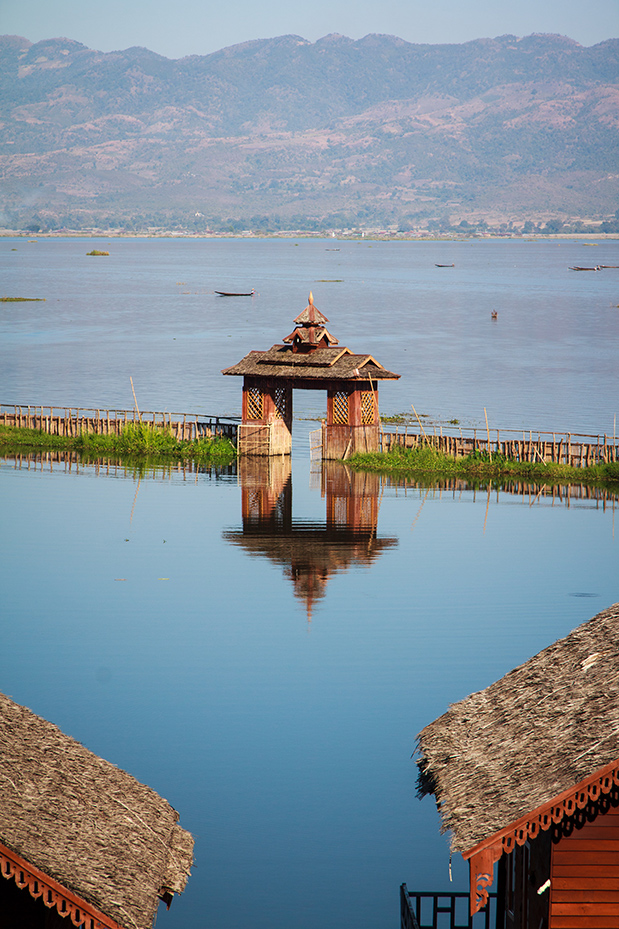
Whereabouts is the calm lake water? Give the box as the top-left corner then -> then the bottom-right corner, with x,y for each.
2,235 -> 619,432
1,237 -> 618,929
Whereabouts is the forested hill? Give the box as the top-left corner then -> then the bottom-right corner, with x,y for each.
1,32 -> 618,232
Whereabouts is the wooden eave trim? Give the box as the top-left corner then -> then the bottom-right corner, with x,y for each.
329,348 -> 351,364
282,334 -> 340,351
0,840 -> 124,928
463,757 -> 619,916
353,354 -> 386,371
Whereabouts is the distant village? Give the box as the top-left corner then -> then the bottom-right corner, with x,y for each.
4,216 -> 619,239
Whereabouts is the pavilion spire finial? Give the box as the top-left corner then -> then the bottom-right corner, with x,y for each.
284,293 -> 336,351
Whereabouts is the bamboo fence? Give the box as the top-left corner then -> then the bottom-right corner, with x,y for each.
380,424 -> 619,467
0,404 -> 239,442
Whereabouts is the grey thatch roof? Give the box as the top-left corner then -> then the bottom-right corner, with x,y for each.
222,345 -> 399,380
0,691 -> 193,929
416,602 -> 619,853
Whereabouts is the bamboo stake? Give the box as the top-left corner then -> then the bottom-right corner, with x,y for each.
484,407 -> 492,461
130,377 -> 142,423
411,404 -> 428,443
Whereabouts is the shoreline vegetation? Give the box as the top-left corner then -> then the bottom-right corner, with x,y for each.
0,423 -> 237,466
347,444 -> 619,491
3,425 -> 619,491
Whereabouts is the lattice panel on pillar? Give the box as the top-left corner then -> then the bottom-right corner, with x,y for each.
360,497 -> 373,524
246,387 -> 263,421
332,391 -> 349,425
246,490 -> 262,519
361,391 -> 375,425
274,386 -> 288,420
334,497 -> 348,524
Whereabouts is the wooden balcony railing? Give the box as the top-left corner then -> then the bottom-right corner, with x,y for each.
400,885 -> 498,929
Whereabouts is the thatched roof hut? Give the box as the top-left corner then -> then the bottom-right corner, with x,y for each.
416,602 -> 619,915
0,690 -> 193,929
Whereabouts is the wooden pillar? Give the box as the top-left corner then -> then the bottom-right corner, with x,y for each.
323,381 -> 380,459
239,377 -> 293,456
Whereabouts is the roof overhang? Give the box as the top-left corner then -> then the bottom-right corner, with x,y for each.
222,347 -> 399,380
0,840 -> 123,929
464,757 -> 619,915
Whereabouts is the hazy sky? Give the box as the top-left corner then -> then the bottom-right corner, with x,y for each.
1,0 -> 617,58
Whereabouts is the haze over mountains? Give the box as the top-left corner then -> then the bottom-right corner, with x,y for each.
1,31 -> 618,232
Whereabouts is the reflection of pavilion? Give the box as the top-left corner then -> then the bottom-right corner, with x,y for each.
223,458 -> 397,619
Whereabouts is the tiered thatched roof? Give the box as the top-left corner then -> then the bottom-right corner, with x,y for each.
222,293 -> 399,382
0,691 -> 193,929
417,602 -> 619,854
222,346 -> 398,381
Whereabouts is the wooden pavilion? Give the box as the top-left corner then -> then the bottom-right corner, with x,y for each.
222,292 -> 399,457
0,690 -> 193,929
415,601 -> 619,928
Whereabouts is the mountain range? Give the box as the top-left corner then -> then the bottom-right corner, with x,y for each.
1,31 -> 618,232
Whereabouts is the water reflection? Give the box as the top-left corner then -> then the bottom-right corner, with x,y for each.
381,474 -> 618,512
223,459 -> 398,619
1,449 -> 237,481
3,448 -> 616,506
0,447 -> 617,929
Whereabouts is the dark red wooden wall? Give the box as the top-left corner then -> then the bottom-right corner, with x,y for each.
551,805 -> 619,928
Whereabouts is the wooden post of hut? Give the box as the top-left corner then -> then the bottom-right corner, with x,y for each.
222,292 -> 399,457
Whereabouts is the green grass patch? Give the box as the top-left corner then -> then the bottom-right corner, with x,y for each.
1,296 -> 45,302
86,249 -> 110,256
0,423 -> 237,465
348,443 -> 619,491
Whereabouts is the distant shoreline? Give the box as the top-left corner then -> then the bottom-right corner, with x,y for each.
2,231 -> 618,241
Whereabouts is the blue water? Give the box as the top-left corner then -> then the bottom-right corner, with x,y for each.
1,237 -> 618,929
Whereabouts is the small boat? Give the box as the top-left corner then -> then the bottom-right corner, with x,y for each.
435,263 -> 455,268
569,266 -> 600,271
215,289 -> 255,296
